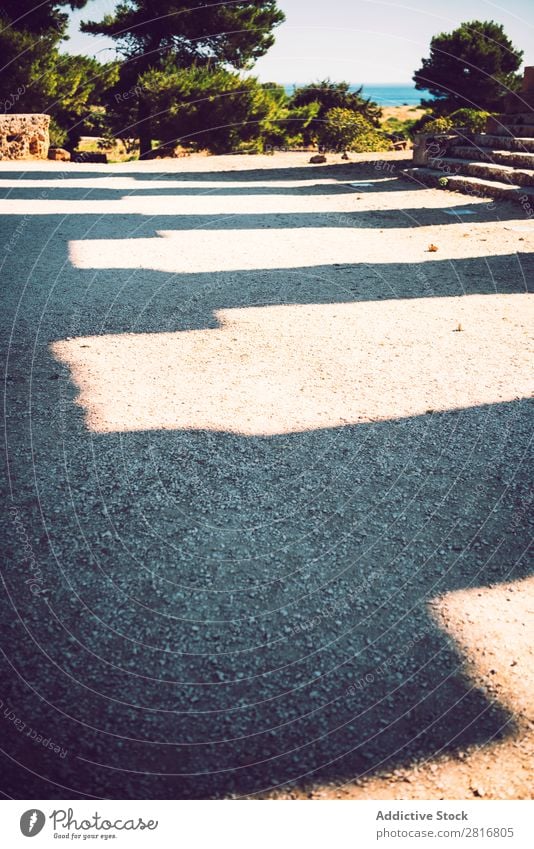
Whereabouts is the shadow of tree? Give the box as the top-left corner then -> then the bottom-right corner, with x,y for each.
1,163 -> 532,799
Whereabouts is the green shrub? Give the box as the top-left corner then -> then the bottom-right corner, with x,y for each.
448,108 -> 491,132
421,116 -> 454,134
319,108 -> 391,152
289,79 -> 382,145
381,116 -> 418,138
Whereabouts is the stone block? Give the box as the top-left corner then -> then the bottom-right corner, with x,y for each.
48,147 -> 71,161
0,114 -> 50,159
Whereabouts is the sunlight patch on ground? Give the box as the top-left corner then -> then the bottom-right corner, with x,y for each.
429,576 -> 534,723
51,294 -> 533,436
68,224 -> 526,271
1,194 -> 491,217
0,177 -> 346,191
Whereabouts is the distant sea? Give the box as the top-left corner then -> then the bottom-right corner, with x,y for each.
283,83 -> 431,107
360,84 -> 430,106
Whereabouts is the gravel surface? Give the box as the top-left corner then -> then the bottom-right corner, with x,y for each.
1,151 -> 532,800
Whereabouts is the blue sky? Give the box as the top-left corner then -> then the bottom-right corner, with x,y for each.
65,0 -> 534,83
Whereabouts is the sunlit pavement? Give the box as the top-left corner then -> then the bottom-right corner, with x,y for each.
1,153 -> 532,799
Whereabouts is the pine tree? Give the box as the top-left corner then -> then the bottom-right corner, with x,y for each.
0,1 -> 117,148
0,1 -> 87,34
82,0 -> 285,155
413,20 -> 523,113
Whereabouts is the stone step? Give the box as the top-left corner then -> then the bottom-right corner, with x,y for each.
493,126 -> 534,138
486,114 -> 534,137
427,156 -> 534,188
503,92 -> 534,114
471,133 -> 534,152
403,166 -> 534,207
448,146 -> 534,170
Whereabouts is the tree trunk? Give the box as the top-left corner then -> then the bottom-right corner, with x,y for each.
138,97 -> 153,158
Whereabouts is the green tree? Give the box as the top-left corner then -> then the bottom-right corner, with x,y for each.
48,54 -> 119,147
82,0 -> 285,156
0,1 -> 117,148
413,20 -> 523,113
0,0 -> 87,34
258,84 -> 319,150
128,67 -> 317,154
289,79 -> 382,144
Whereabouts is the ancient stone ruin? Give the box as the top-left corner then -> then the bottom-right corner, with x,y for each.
406,66 -> 534,205
486,65 -> 534,137
0,114 -> 50,160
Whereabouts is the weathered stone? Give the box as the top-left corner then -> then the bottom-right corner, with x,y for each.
412,132 -> 455,166
406,69 -> 534,205
486,67 -> 534,136
309,154 -> 327,164
48,147 -> 71,161
0,114 -> 50,160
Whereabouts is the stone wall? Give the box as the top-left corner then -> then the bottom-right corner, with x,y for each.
486,66 -> 534,136
0,114 -> 50,160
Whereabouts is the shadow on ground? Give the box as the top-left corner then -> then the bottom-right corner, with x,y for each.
1,161 -> 532,799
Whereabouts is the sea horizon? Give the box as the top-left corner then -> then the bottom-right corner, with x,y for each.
279,82 -> 430,107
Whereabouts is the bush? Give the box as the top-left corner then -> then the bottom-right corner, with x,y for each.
289,80 -> 382,144
411,108 -> 491,138
420,116 -> 454,134
381,116 -> 418,138
448,108 -> 490,132
319,108 -> 391,152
